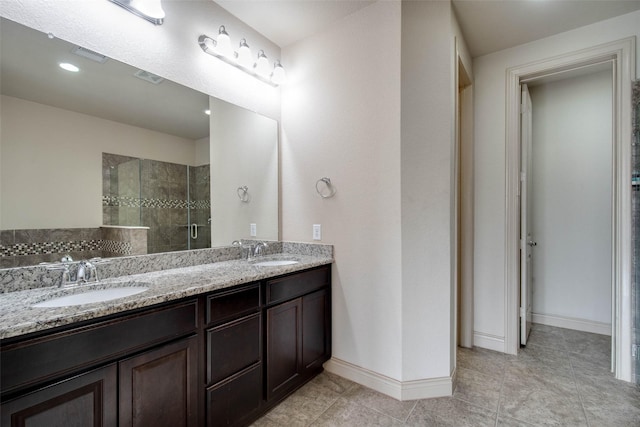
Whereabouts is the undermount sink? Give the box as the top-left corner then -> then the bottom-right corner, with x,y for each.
33,286 -> 149,308
253,260 -> 299,267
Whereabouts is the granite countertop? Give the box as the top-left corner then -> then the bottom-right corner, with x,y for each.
0,253 -> 332,340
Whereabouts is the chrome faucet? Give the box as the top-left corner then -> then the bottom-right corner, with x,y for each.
253,241 -> 268,257
44,256 -> 105,287
76,260 -> 98,283
233,240 -> 268,261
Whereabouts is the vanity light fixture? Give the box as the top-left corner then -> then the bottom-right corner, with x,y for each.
198,28 -> 286,87
108,0 -> 165,25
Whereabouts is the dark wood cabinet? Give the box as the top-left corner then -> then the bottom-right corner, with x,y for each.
302,288 -> 330,371
1,364 -> 117,427
265,266 -> 331,403
266,298 -> 302,400
205,284 -> 262,427
119,336 -> 198,427
1,300 -> 198,427
1,264 -> 331,427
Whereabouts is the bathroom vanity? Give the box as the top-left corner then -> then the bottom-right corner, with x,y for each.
0,253 -> 332,427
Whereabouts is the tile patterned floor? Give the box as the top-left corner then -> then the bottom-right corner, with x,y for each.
252,324 -> 640,426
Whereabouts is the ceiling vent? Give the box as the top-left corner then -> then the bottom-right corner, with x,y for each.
133,69 -> 164,85
71,46 -> 108,64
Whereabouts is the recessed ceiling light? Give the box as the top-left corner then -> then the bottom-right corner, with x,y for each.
59,62 -> 80,72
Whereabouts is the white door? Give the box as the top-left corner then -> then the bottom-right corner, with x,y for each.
520,84 -> 534,346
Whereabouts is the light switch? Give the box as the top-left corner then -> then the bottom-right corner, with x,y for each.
250,223 -> 257,237
313,224 -> 321,241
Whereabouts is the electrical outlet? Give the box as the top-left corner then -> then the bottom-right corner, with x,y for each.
250,223 -> 257,237
313,224 -> 321,241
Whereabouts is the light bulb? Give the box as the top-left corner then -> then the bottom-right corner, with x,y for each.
271,60 -> 286,85
216,26 -> 233,58
236,39 -> 253,69
254,50 -> 270,77
59,62 -> 80,72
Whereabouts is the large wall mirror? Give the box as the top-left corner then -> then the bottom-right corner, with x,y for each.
0,17 -> 278,267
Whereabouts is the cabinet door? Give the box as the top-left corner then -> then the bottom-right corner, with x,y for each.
302,288 -> 330,371
1,364 -> 117,427
119,336 -> 198,427
265,298 -> 301,400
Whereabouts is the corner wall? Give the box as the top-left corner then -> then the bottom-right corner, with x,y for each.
400,0 -> 455,383
282,0 -> 472,398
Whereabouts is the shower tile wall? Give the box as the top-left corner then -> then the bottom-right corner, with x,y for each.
141,158 -> 190,254
633,80 -> 640,384
103,153 -> 211,255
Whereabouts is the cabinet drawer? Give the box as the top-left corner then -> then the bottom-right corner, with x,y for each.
206,364 -> 262,427
1,300 -> 198,396
206,283 -> 260,325
266,266 -> 330,305
207,313 -> 261,385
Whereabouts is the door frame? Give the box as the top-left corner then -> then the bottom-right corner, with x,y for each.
504,37 -> 635,381
454,40 -> 474,351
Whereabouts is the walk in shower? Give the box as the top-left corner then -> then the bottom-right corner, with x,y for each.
103,153 -> 211,254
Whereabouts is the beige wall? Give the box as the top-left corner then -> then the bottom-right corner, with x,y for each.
1,95 -> 196,229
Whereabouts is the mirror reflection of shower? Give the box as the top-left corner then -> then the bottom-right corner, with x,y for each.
102,153 -> 211,254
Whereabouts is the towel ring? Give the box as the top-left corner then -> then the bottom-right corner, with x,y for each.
237,186 -> 249,202
316,177 -> 336,198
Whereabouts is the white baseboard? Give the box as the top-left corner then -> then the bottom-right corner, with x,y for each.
473,332 -> 505,352
323,357 -> 453,401
532,313 -> 611,336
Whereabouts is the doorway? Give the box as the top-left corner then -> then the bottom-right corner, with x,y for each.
504,37 -> 635,381
520,64 -> 614,348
